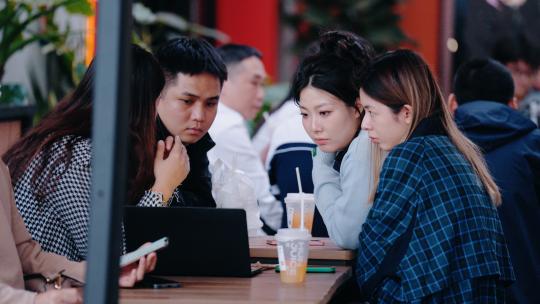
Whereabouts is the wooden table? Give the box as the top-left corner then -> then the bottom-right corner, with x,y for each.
120,237 -> 356,303
249,236 -> 356,265
120,266 -> 351,304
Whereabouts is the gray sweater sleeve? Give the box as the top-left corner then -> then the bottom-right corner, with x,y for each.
312,132 -> 373,249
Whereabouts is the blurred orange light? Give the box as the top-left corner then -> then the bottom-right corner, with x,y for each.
85,0 -> 97,66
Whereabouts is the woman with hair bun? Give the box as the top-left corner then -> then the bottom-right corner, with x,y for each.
291,30 -> 380,249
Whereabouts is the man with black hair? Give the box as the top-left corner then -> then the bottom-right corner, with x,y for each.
449,58 -> 540,304
491,35 -> 534,103
520,44 -> 540,125
208,44 -> 283,234
148,37 -> 227,207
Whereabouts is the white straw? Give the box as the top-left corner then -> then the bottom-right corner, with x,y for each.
295,167 -> 305,230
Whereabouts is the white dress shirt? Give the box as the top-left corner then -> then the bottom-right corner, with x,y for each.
208,103 -> 283,231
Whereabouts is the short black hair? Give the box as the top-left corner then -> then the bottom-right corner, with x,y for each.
217,44 -> 262,67
453,58 -> 514,105
156,37 -> 227,86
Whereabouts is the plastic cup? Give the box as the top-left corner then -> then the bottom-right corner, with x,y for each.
285,193 -> 315,232
275,228 -> 311,283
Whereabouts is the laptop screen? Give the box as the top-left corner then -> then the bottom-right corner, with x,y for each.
123,206 -> 255,277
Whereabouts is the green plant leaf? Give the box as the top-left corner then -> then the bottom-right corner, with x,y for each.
64,0 -> 94,16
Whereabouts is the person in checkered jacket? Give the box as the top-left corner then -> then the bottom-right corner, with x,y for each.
356,50 -> 514,302
2,45 -> 189,262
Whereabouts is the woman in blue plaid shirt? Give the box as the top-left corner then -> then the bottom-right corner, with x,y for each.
356,50 -> 514,302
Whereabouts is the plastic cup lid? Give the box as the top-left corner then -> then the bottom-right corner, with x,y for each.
285,193 -> 314,201
275,228 -> 311,241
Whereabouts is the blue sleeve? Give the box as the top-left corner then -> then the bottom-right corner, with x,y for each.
356,141 -> 424,286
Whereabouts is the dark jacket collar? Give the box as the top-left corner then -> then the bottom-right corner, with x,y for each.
454,100 -> 537,152
156,116 -> 215,155
333,129 -> 361,172
410,112 -> 447,139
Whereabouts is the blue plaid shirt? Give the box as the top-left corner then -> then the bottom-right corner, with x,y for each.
357,132 -> 514,302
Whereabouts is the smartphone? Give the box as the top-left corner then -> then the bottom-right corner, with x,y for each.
135,276 -> 181,289
120,237 -> 169,267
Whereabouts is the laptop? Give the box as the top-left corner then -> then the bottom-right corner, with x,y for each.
123,206 -> 263,277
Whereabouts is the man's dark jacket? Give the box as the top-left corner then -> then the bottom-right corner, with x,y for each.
156,117 -> 216,207
455,100 -> 540,304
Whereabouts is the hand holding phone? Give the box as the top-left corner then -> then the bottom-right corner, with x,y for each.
120,237 -> 169,267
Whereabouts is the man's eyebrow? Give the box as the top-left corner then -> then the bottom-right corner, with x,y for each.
206,95 -> 220,101
181,92 -> 199,98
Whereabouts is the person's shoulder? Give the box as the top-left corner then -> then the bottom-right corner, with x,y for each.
53,135 -> 92,168
521,127 -> 540,149
387,136 -> 427,160
526,127 -> 540,140
210,104 -> 245,134
0,160 -> 12,209
344,131 -> 370,156
0,160 -> 9,179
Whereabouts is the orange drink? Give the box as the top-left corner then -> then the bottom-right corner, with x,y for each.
279,261 -> 307,283
276,228 -> 311,284
285,193 -> 315,232
291,212 -> 314,232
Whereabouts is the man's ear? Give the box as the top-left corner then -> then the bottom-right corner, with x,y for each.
508,97 -> 518,109
401,104 -> 413,125
448,93 -> 458,114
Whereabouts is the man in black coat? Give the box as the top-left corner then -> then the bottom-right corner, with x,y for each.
450,58 -> 540,304
154,37 -> 228,207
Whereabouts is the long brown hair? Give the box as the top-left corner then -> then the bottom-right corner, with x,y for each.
3,44 -> 164,204
362,49 -> 501,206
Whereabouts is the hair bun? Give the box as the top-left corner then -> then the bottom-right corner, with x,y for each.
318,30 -> 374,69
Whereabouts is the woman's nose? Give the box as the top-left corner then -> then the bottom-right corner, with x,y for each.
361,116 -> 371,130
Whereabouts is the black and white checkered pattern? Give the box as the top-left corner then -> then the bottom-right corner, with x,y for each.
13,135 -> 160,261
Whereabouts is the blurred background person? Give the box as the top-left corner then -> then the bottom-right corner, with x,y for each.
450,58 -> 540,304
519,44 -> 540,125
491,34 -> 534,106
208,44 -> 283,234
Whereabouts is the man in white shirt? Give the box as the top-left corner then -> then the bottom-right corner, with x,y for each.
208,44 -> 283,233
